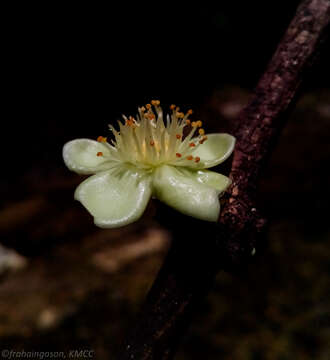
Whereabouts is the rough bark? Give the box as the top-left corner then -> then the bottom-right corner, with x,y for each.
118,0 -> 330,359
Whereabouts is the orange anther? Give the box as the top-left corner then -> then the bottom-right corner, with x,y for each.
198,128 -> 205,135
185,119 -> 191,125
187,155 -> 193,160
176,112 -> 184,118
176,153 -> 182,158
194,156 -> 200,163
146,113 -> 155,120
97,151 -> 103,156
191,121 -> 197,127
170,104 -> 176,110
187,109 -> 193,115
196,120 -> 203,127
150,140 -> 155,146
146,103 -> 152,109
126,117 -> 134,126
176,134 -> 181,139
199,136 -> 208,144
140,106 -> 146,112
151,100 -> 160,106
189,142 -> 196,147
97,136 -> 107,142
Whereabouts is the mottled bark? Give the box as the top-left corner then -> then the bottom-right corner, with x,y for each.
118,0 -> 330,359
219,0 -> 330,268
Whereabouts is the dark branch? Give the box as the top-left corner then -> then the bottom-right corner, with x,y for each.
219,0 -> 330,268
118,1 -> 330,359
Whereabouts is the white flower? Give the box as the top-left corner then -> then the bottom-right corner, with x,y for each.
63,101 -> 235,228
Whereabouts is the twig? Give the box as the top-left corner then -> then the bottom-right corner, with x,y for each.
118,1 -> 330,359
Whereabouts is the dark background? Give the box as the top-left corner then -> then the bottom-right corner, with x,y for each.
4,1 -> 328,171
4,1 -> 312,172
1,2 -> 330,359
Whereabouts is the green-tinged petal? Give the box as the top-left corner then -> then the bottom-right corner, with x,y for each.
63,139 -> 118,174
190,169 -> 231,192
190,133 -> 236,169
74,165 -> 152,228
152,165 -> 222,222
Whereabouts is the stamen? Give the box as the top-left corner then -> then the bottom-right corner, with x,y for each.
105,103 -> 208,168
146,113 -> 155,120
126,116 -> 135,127
97,152 -> 103,156
97,136 -> 107,142
199,136 -> 208,144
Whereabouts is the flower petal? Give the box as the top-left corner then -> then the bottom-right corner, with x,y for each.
63,139 -> 118,174
74,165 -> 152,228
190,133 -> 236,169
153,165 -> 223,222
190,169 -> 231,193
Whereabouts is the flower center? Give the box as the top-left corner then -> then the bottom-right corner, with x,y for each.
98,101 -> 208,169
